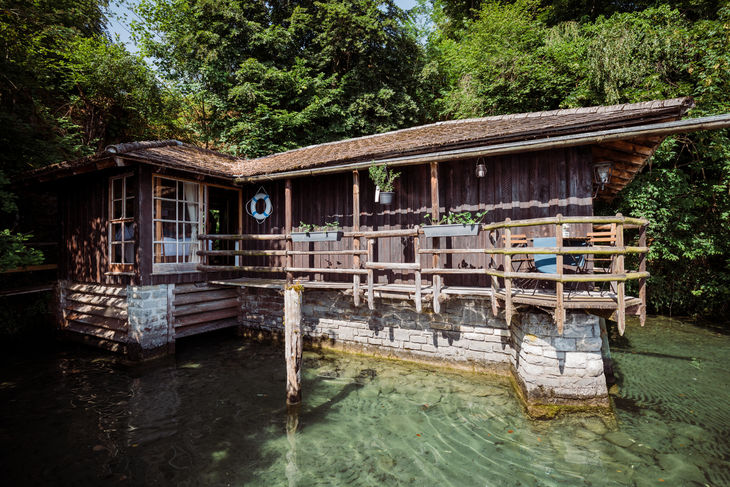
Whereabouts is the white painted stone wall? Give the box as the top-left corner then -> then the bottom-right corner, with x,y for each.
126,284 -> 173,359
511,312 -> 608,404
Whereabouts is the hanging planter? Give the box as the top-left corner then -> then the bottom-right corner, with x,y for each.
368,164 -> 400,205
422,211 -> 487,238
291,222 -> 343,242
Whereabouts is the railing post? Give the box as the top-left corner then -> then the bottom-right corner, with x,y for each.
504,219 -> 513,326
352,170 -> 361,307
555,214 -> 565,334
490,229 -> 499,317
367,238 -> 375,310
413,228 -> 422,312
615,213 -> 626,335
639,223 -> 647,327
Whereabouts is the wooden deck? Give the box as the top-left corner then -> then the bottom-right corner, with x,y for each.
210,277 -> 638,314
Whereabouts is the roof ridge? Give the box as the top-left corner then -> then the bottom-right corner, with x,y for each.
105,140 -> 183,154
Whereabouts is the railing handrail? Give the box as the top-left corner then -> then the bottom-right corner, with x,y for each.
481,214 -> 648,230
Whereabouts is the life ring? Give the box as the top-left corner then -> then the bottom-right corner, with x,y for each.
249,193 -> 273,221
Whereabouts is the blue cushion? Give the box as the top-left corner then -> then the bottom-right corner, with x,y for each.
532,237 -> 557,274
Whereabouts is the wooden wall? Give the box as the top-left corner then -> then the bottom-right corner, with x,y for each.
237,146 -> 594,286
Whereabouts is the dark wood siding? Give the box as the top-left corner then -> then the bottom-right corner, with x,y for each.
234,147 -> 594,286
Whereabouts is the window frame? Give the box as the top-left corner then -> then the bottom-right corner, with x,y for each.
108,173 -> 136,272
152,175 -> 204,273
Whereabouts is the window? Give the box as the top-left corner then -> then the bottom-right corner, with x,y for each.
109,174 -> 135,266
153,177 -> 201,265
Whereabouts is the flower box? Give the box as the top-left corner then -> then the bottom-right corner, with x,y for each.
291,231 -> 343,242
422,224 -> 481,238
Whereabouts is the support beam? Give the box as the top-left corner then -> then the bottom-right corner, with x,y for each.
352,170 -> 361,307
413,229 -> 422,313
285,179 -> 293,283
615,215 -> 626,335
367,238 -> 375,310
639,224 -> 647,327
504,219 -> 513,326
284,284 -> 303,405
555,215 -> 565,334
430,162 -> 441,314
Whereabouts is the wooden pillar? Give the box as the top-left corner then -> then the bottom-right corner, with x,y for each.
555,214 -> 565,334
367,238 -> 375,310
504,218 -> 513,326
490,230 -> 499,317
284,284 -> 303,405
430,162 -> 441,314
638,223 -> 647,327
352,170 -> 361,306
285,179 -> 293,283
413,228 -> 422,313
136,165 -> 152,285
615,214 -> 626,335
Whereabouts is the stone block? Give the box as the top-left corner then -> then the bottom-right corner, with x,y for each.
564,352 -> 595,369
553,337 -> 576,351
410,334 -> 429,344
468,341 -> 494,353
462,332 -> 485,342
575,337 -> 603,352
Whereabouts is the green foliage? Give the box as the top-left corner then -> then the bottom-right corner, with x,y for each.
428,2 -> 730,319
134,0 -> 428,156
368,164 -> 401,192
297,220 -> 341,232
424,210 -> 488,225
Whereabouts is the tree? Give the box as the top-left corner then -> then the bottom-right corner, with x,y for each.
134,0 -> 428,157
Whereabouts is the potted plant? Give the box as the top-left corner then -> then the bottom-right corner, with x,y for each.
422,210 -> 488,237
368,164 -> 400,205
291,220 -> 343,242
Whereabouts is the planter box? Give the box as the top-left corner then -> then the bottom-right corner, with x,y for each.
291,231 -> 343,242
422,224 -> 481,238
379,191 -> 395,205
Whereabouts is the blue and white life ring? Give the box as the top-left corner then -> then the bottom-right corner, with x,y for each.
248,192 -> 273,221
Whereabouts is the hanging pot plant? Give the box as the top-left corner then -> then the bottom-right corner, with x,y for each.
291,221 -> 343,242
422,211 -> 488,238
368,164 -> 400,205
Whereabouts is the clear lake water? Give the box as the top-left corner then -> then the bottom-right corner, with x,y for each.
0,315 -> 728,486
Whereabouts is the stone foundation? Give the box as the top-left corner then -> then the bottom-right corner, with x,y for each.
127,284 -> 175,360
240,287 -> 610,412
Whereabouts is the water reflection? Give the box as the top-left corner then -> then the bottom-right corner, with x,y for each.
0,317 -> 728,486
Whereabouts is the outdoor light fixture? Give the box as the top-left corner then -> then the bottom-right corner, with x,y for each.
593,162 -> 613,192
475,160 -> 487,178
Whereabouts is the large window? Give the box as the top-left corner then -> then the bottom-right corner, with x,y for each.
153,177 -> 201,265
109,174 -> 135,267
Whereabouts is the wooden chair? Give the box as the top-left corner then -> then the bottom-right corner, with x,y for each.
587,223 -> 617,273
502,234 -> 534,272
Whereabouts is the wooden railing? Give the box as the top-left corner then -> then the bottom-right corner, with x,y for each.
198,213 -> 648,335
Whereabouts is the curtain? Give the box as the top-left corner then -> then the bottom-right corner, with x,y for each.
184,182 -> 200,263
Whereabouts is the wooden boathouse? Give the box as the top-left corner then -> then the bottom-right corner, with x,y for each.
20,97 -> 730,412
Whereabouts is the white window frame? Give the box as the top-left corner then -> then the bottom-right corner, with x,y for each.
152,175 -> 204,273
108,173 -> 135,270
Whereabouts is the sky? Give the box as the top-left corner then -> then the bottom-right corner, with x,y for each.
107,0 -> 421,55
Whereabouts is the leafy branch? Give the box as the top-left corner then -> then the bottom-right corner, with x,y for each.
368,164 -> 401,192
297,220 -> 341,232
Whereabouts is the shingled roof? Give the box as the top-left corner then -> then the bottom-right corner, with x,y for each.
236,97 -> 695,177
22,97 -> 695,196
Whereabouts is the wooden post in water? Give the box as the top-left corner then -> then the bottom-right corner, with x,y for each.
430,162 -> 441,314
284,283 -> 303,405
352,170 -> 361,307
555,214 -> 565,334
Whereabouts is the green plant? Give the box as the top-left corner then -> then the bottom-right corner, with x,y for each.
368,164 -> 401,192
297,220 -> 340,232
423,210 -> 488,226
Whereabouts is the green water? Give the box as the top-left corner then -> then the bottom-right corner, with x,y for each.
0,316 -> 728,486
